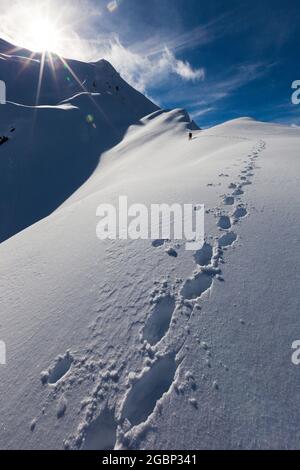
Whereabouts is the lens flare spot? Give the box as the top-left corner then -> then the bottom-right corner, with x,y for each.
86,114 -> 94,123
107,0 -> 122,13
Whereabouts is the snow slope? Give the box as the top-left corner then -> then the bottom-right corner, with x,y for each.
0,39 -> 159,242
1,41 -> 300,450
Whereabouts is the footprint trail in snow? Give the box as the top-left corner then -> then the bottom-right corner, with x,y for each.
35,140 -> 266,450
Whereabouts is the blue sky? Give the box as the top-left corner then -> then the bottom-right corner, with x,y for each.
2,0 -> 300,126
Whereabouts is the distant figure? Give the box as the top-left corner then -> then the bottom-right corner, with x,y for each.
189,132 -> 193,141
10,127 -> 16,133
0,136 -> 9,146
116,85 -> 119,93
92,80 -> 97,90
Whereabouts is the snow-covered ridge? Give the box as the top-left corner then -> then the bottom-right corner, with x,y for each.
0,41 -> 143,242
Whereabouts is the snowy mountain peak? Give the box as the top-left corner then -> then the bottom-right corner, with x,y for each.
0,39 -> 202,243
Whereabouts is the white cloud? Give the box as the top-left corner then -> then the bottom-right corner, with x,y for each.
162,48 -> 205,81
100,38 -> 205,93
191,107 -> 215,119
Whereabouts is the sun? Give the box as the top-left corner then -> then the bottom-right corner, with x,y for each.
7,1 -> 69,55
2,0 -> 98,61
26,16 -> 62,53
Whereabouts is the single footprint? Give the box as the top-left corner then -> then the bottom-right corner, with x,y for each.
217,216 -> 231,230
233,206 -> 248,220
143,295 -> 176,346
121,354 -> 177,427
194,243 -> 213,266
181,272 -> 213,300
218,232 -> 237,248
223,196 -> 235,206
232,187 -> 244,196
